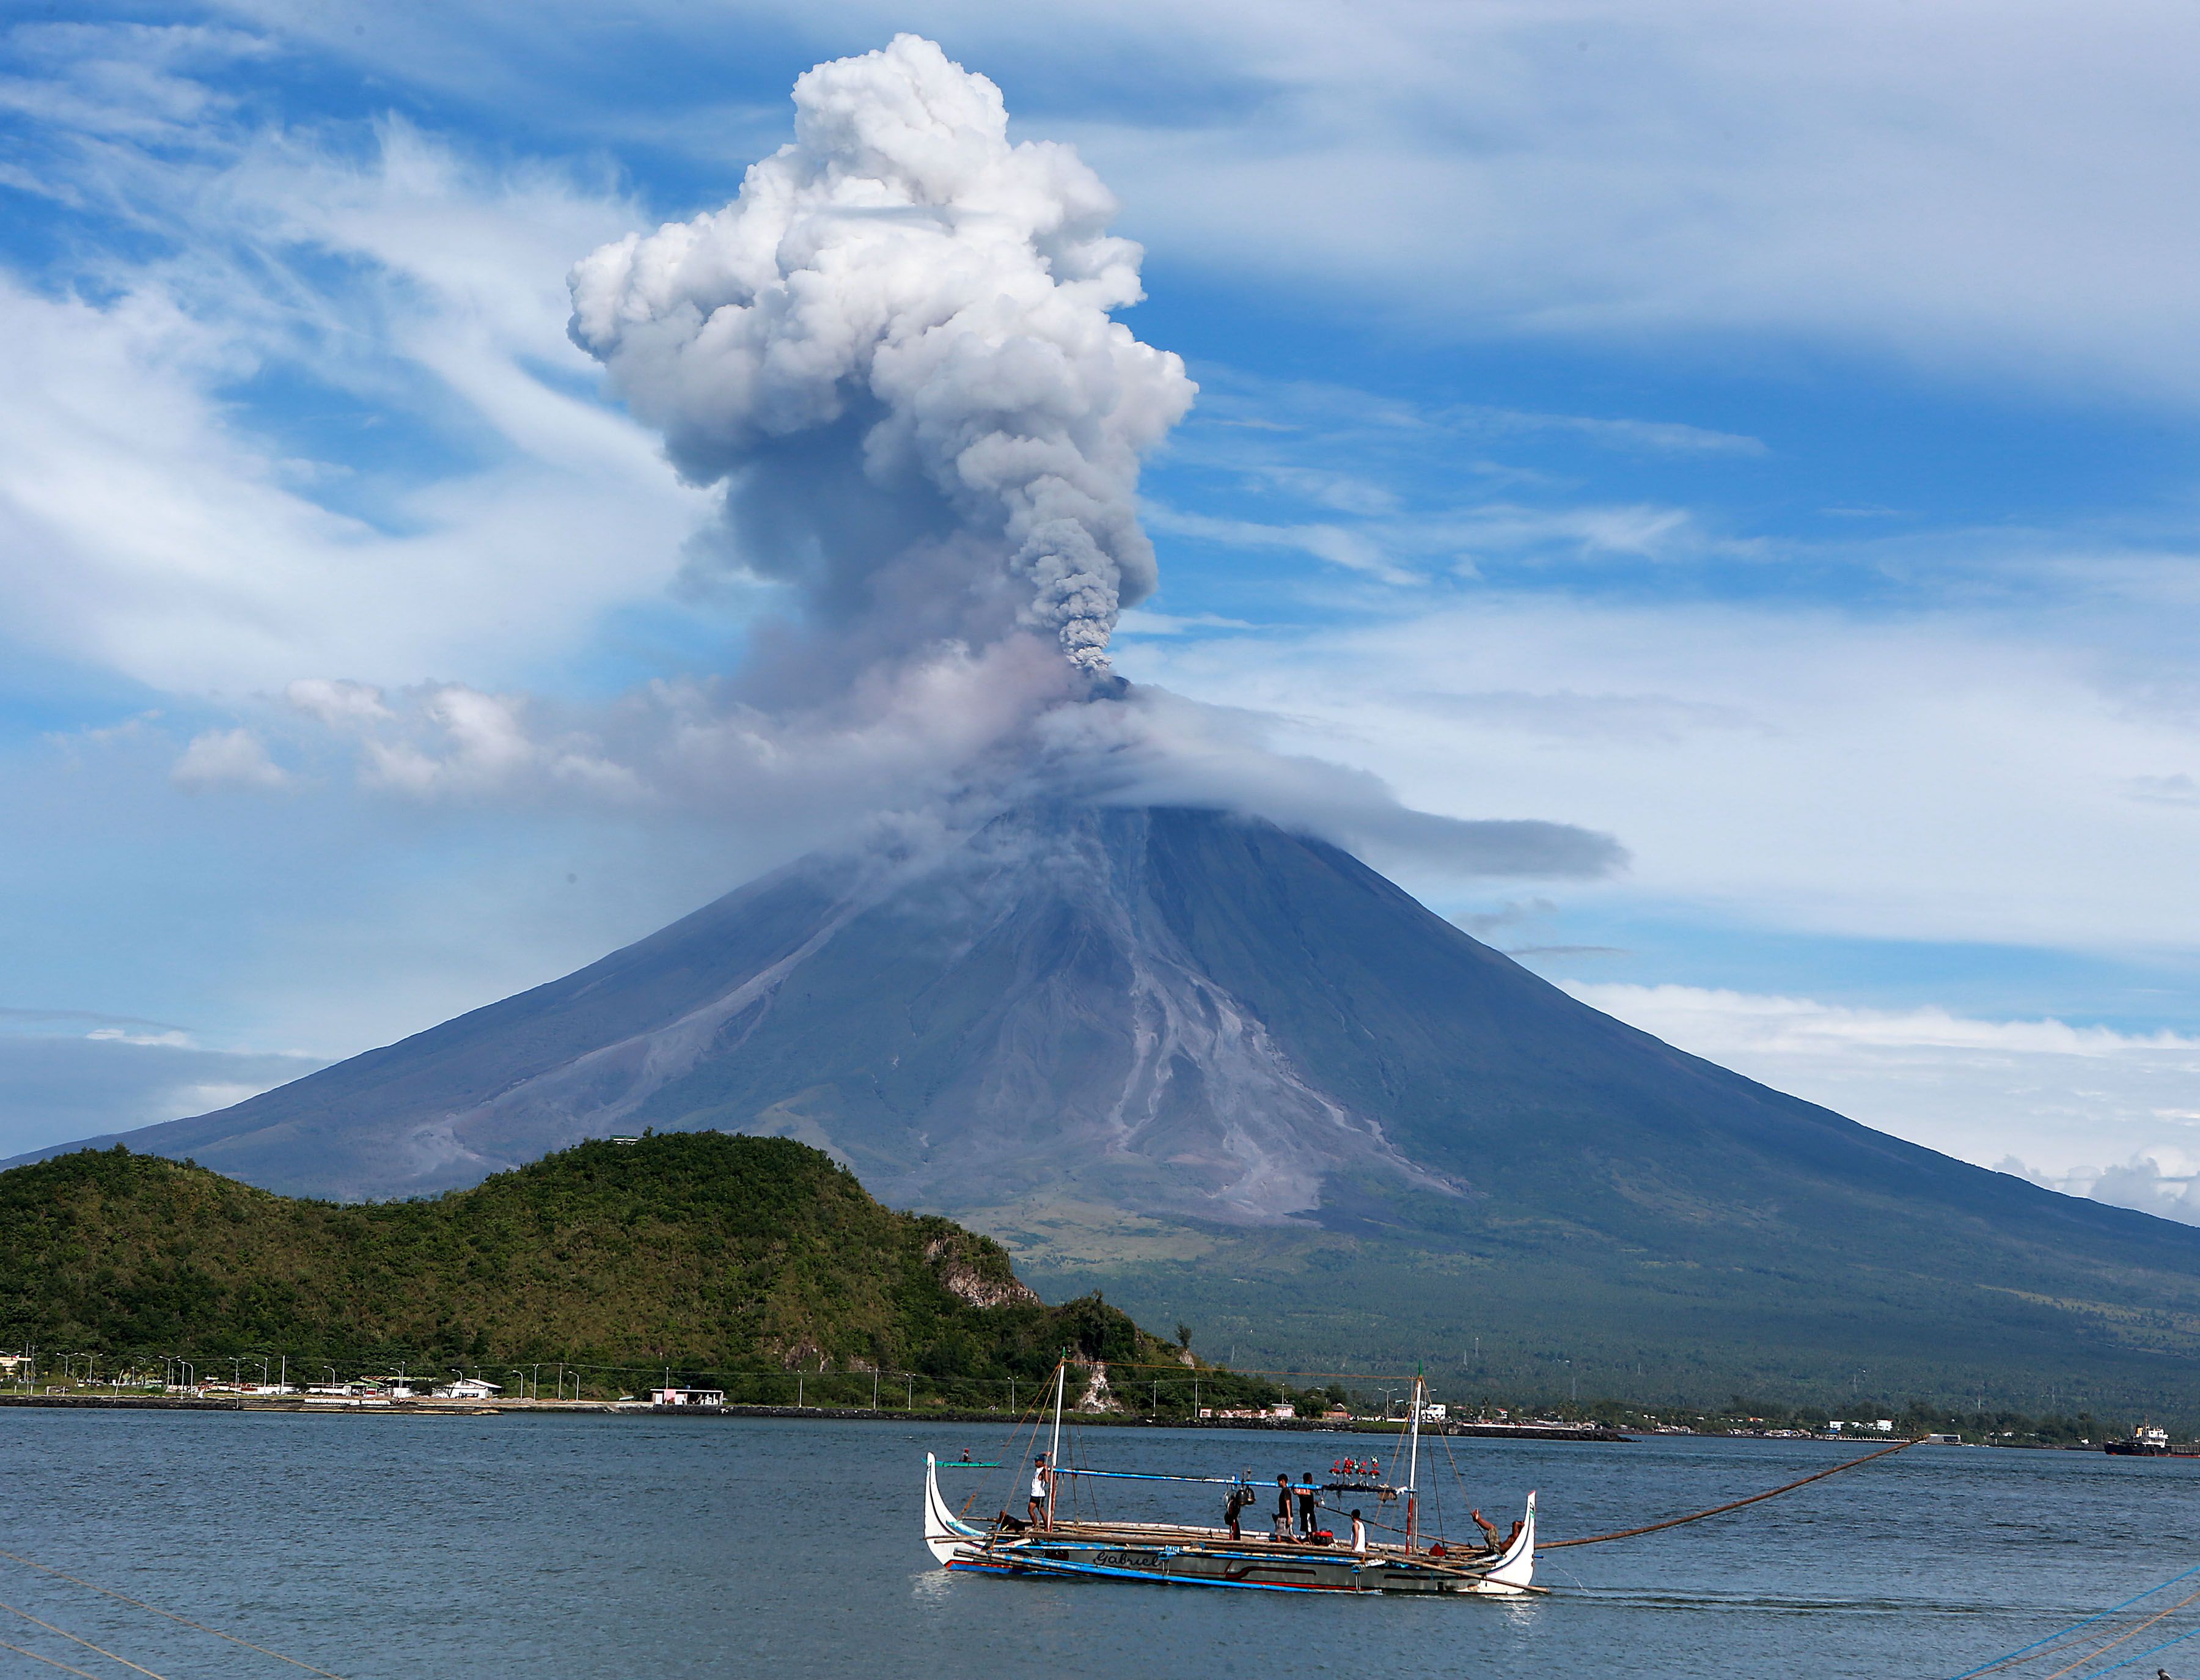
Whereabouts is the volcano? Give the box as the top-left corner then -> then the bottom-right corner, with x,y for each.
23,803 -> 2200,1412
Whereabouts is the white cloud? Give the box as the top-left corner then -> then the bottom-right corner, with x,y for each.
1143,504 -> 1421,585
0,1024 -> 323,1161
0,61 -> 711,696
1055,0 -> 2200,400
84,1025 -> 194,1049
1116,594 -> 2200,957
358,684 -> 639,801
172,727 -> 287,791
285,678 -> 394,727
1564,978 -> 2200,1223
168,1 -> 2200,400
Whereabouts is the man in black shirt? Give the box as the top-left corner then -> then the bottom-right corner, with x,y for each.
1225,1484 -> 1256,1539
1297,1472 -> 1321,1535
1273,1473 -> 1293,1539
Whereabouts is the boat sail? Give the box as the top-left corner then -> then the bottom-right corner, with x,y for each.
921,1369 -> 1538,1596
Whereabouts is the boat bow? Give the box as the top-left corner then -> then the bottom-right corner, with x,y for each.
1471,1491 -> 1537,1593
924,1452 -> 986,1565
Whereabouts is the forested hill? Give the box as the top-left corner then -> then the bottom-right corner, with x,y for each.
0,1134 -> 1222,1406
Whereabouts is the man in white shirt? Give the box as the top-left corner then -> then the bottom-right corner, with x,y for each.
1350,1509 -> 1368,1553
1027,1453 -> 1050,1527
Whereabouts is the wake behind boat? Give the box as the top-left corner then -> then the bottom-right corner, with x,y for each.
920,1368 -> 1539,1596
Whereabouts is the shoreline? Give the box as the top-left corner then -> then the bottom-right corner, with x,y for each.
0,1393 -> 1630,1439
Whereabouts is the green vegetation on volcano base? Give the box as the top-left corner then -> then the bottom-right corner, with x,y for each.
0,1134 -> 1282,1410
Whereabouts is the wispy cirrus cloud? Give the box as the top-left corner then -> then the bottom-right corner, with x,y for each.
1565,978 -> 2200,1225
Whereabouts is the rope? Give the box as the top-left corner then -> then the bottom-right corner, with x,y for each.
1052,1469 -> 1248,1487
0,1602 -> 167,1679
1540,1437 -> 1923,1549
1943,1560 -> 2200,1679
0,1638 -> 106,1679
2035,1583 -> 2200,1679
2086,1616 -> 2200,1676
952,1381 -> 1050,1524
0,1551 -> 347,1679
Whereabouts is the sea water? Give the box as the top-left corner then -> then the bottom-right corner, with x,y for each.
4,1409 -> 2196,1678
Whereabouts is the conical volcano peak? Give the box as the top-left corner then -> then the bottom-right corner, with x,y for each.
18,799 -> 2200,1413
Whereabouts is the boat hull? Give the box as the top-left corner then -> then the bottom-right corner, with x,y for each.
947,1541 -> 1511,1594
923,1455 -> 1538,1596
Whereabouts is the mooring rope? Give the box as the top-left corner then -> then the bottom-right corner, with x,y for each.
0,1637 -> 107,1679
0,1550 -> 346,1679
0,1601 -> 169,1679
1539,1436 -> 1923,1549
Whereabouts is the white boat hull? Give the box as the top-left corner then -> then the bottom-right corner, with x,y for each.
922,1456 -> 1538,1595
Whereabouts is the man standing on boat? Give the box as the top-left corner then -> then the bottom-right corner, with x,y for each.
1225,1483 -> 1256,1540
1273,1473 -> 1294,1540
1350,1509 -> 1368,1554
1028,1454 -> 1050,1528
1296,1472 -> 1321,1536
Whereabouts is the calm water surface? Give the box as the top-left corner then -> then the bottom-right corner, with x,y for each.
6,1410 -> 2197,1678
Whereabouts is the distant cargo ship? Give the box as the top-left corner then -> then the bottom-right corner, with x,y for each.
2103,1423 -> 2171,1456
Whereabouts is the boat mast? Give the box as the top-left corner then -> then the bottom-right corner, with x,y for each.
1404,1371 -> 1423,1553
1046,1358 -> 1066,1528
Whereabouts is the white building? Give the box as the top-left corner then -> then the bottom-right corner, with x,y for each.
435,1377 -> 504,1399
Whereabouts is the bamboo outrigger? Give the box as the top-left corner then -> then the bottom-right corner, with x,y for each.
920,1366 -> 1539,1596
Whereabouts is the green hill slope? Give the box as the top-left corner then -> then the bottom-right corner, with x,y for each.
0,1134 -> 1226,1407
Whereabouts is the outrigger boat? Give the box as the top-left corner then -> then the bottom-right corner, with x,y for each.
922,1368 -> 1538,1596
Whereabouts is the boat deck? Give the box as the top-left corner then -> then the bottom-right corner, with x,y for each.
1035,1517 -> 1497,1568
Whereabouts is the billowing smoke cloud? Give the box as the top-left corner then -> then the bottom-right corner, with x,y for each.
233,35 -> 1623,891
567,34 -> 1193,680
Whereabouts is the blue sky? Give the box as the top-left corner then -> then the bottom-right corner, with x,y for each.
8,1 -> 2200,1217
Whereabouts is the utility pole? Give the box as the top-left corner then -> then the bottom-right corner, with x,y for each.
872,1368 -> 879,1411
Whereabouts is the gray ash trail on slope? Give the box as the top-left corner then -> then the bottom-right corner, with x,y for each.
45,804 -> 1472,1218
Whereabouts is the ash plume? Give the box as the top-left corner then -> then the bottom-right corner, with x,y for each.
258,36 -> 1621,890
568,33 -> 1193,683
